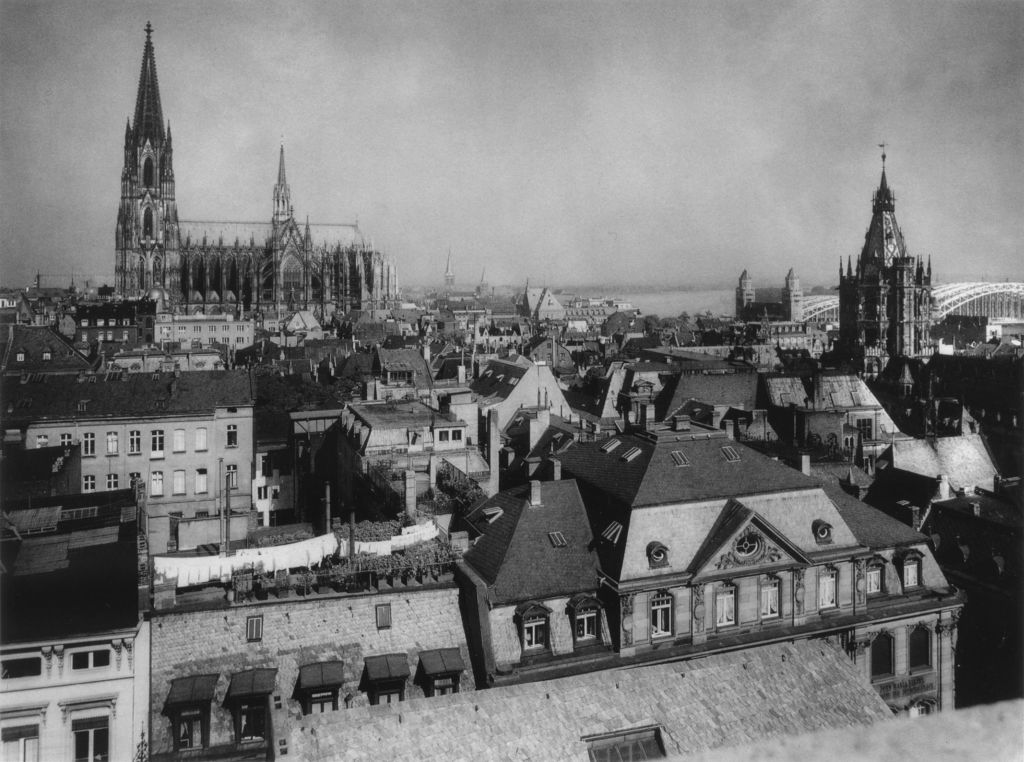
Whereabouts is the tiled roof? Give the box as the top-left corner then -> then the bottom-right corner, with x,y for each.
291,640 -> 892,762
1,369 -> 254,425
657,371 -> 758,419
462,480 -> 599,604
885,435 -> 999,492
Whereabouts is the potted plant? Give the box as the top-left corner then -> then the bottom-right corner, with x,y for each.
276,570 -> 292,598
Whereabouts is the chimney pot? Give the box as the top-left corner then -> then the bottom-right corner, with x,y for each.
530,480 -> 542,506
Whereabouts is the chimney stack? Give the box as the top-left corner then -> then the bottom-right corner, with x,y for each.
936,474 -> 950,501
800,452 -> 811,476
672,415 -> 691,432
550,458 -> 561,481
639,403 -> 650,431
530,480 -> 542,506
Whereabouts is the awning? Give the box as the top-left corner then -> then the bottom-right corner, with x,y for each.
418,648 -> 465,677
165,674 -> 219,708
297,661 -> 345,691
363,654 -> 410,682
226,668 -> 277,700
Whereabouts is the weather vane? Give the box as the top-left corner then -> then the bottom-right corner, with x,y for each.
878,142 -> 887,166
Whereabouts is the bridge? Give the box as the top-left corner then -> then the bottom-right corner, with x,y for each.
799,282 -> 1024,323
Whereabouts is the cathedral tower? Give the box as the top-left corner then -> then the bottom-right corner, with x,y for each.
838,151 -> 932,366
115,23 -> 179,299
735,270 -> 755,318
783,268 -> 803,322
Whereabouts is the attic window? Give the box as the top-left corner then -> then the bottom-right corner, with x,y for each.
15,352 -> 25,362
548,531 -> 567,548
77,400 -> 88,412
600,439 -> 621,454
620,447 -> 642,462
812,520 -> 833,545
602,521 -> 623,544
670,450 -> 689,467
482,507 -> 504,523
720,446 -> 741,462
508,377 -> 518,386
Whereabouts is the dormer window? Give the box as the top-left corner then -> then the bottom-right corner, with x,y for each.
15,352 -> 24,362
812,520 -> 833,545
895,550 -> 924,591
646,542 -> 669,569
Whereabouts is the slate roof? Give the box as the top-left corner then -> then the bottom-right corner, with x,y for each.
462,480 -> 600,604
1,324 -> 94,375
822,484 -> 926,549
884,435 -> 999,492
656,371 -> 759,420
1,369 -> 254,425
558,427 -> 817,509
469,357 -> 531,401
291,640 -> 892,762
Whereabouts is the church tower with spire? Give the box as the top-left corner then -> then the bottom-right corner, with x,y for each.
115,22 -> 179,299
839,150 -> 933,368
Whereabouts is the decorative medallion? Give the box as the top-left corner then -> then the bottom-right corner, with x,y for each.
714,527 -> 783,569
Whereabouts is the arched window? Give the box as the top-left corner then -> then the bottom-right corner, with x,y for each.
909,626 -> 931,671
871,632 -> 894,679
143,156 -> 154,187
143,207 -> 154,239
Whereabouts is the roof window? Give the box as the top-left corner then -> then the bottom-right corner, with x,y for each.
548,531 -> 567,548
600,439 -> 621,454
721,446 -> 741,462
620,446 -> 642,462
482,506 -> 504,523
670,450 -> 689,467
602,521 -> 623,544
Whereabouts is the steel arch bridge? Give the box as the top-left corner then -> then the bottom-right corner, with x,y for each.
799,282 -> 1024,323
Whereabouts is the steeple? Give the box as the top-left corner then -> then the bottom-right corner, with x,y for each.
273,144 -> 291,224
872,145 -> 894,214
132,22 -> 165,145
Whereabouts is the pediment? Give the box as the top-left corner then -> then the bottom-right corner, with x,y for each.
689,499 -> 810,580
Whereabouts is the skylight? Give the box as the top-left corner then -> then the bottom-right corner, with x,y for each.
600,439 -> 621,454
482,507 -> 504,523
620,447 -> 642,462
602,521 -> 623,544
548,531 -> 567,548
670,450 -> 690,467
721,446 -> 741,462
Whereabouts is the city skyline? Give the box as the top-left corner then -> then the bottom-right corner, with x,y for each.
1,1 -> 1022,292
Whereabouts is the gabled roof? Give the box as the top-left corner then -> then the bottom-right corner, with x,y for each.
462,480 -> 599,604
656,371 -> 758,420
1,325 -> 94,375
882,435 -> 998,493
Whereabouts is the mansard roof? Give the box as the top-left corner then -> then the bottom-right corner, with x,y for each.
132,23 -> 165,145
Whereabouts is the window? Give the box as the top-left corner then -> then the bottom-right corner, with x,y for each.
1,656 -> 42,679
83,475 -> 96,492
585,726 -> 666,762
82,433 -> 95,456
1,724 -> 39,761
451,429 -> 462,441
548,531 -> 567,548
105,431 -> 118,455
129,472 -> 141,486
236,701 -> 266,741
106,474 -> 118,490
151,471 -> 163,496
195,468 -> 208,494
437,429 -> 449,442
363,655 -> 409,705
227,424 -> 238,447
670,450 -> 690,467
151,430 -> 164,457
721,445 -> 741,462
226,464 -> 238,489
42,351 -> 51,361
903,559 -> 920,589
761,578 -> 780,619
72,717 -> 108,762
71,650 -> 110,670
819,568 -> 838,609
866,566 -> 883,595
172,470 -> 186,495
908,700 -> 936,718
35,434 -> 48,448
15,351 -> 24,362
257,485 -> 268,500
246,615 -> 263,642
173,429 -> 186,453
620,446 -> 642,462
307,690 -> 335,714
61,433 -> 72,446
376,603 -> 392,630
909,626 -> 931,671
575,608 -> 598,641
650,591 -> 673,638
128,430 -> 141,455
522,613 -> 547,650
715,585 -> 736,627
175,707 -> 204,749
871,632 -> 894,679
855,418 -> 873,440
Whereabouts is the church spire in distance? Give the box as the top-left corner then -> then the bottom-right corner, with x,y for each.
273,142 -> 292,224
133,22 -> 165,144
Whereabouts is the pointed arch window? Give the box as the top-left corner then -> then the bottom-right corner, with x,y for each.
143,156 -> 154,187
143,207 -> 154,239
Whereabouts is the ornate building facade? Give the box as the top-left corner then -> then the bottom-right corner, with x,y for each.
115,24 -> 398,317
838,154 -> 933,364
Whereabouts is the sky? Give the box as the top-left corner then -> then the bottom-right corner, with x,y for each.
1,0 -> 1021,292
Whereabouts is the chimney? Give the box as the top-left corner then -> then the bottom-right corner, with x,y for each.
457,364 -> 467,384
910,505 -> 922,531
404,470 -> 417,519
936,474 -> 950,501
672,415 -> 691,432
969,500 -> 982,517
422,343 -> 431,363
530,480 -> 542,506
639,403 -> 650,430
800,452 -> 811,476
549,457 -> 561,481
486,408 -> 500,497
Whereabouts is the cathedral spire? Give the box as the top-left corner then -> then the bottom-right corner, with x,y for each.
873,144 -> 894,214
277,143 -> 287,186
273,143 -> 291,224
133,22 -> 165,145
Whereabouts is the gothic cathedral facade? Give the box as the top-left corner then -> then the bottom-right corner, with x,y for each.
115,24 -> 398,318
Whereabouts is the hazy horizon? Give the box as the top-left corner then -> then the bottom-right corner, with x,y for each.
2,1 -> 1021,292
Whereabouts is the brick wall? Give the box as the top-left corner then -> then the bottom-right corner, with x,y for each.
149,586 -> 471,756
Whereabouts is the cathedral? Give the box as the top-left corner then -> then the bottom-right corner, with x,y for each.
114,24 -> 398,317
838,152 -> 933,366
